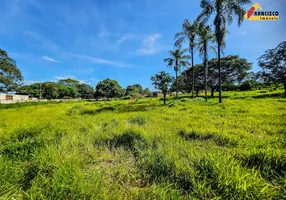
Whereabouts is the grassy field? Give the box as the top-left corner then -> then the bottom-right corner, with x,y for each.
0,90 -> 285,199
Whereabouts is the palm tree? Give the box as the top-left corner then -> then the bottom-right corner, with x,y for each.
174,19 -> 198,99
198,0 -> 251,103
196,23 -> 216,102
163,49 -> 190,99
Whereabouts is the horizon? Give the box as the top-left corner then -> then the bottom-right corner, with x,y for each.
0,0 -> 285,89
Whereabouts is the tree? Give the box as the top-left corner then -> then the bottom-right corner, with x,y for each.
0,49 -> 23,92
126,84 -> 144,97
244,72 -> 264,90
198,0 -> 251,103
163,49 -> 190,99
17,83 -> 42,98
42,82 -> 59,99
175,19 -> 198,98
258,41 -> 286,94
180,55 -> 252,97
95,78 -> 124,100
143,88 -> 153,97
77,83 -> 95,99
238,81 -> 251,91
151,71 -> 173,105
196,23 -> 216,101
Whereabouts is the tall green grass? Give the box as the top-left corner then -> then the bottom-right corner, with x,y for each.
0,89 -> 285,199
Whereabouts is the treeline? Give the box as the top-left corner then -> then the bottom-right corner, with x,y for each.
16,79 -> 94,99
170,55 -> 281,96
16,78 -> 153,100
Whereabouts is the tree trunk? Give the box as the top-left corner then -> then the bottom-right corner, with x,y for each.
164,93 -> 166,105
176,70 -> 178,100
196,89 -> 199,97
284,83 -> 286,94
191,48 -> 195,99
218,44 -> 222,103
204,41 -> 208,102
211,88 -> 215,97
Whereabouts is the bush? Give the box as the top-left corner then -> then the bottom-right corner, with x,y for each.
239,81 -> 252,91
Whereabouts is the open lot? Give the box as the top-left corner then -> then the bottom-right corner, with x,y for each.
0,90 -> 285,199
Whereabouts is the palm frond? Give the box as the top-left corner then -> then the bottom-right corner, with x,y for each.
209,45 -> 217,55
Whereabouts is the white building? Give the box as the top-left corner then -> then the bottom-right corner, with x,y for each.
0,93 -> 29,104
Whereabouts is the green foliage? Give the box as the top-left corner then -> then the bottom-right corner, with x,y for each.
198,0 -> 252,102
143,88 -> 153,97
151,71 -> 173,104
77,83 -> 94,99
57,78 -> 79,87
239,81 -> 252,91
128,116 -> 147,126
179,55 -> 252,96
42,82 -> 59,99
163,49 -> 191,99
125,84 -> 144,97
17,80 -> 95,99
95,78 -> 124,99
0,49 -> 23,92
258,41 -> 286,94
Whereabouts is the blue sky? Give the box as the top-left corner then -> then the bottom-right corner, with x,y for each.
0,0 -> 285,89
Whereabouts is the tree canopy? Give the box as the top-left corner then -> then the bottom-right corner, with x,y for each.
125,84 -> 144,97
179,55 -> 252,96
151,71 -> 173,104
258,41 -> 286,93
0,49 -> 23,92
95,78 -> 124,99
58,78 -> 80,87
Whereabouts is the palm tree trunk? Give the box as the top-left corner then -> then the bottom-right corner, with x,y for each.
176,70 -> 178,99
164,93 -> 166,105
218,44 -> 222,103
204,42 -> 208,102
191,48 -> 195,99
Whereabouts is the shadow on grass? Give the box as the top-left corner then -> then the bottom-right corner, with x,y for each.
94,131 -> 147,157
79,103 -> 164,115
236,150 -> 286,181
0,101 -> 61,109
179,130 -> 237,147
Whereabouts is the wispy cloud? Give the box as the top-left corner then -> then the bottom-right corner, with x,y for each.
73,54 -> 129,67
23,30 -> 61,53
117,33 -> 134,44
24,80 -> 39,85
237,31 -> 247,35
42,56 -> 61,63
54,75 -> 93,85
137,34 -> 166,55
55,75 -> 76,80
98,27 -> 110,38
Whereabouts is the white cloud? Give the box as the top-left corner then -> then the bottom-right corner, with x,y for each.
55,75 -> 76,80
54,75 -> 92,85
143,34 -> 162,46
73,54 -> 129,67
24,80 -> 39,85
78,80 -> 91,84
117,33 -> 134,44
42,56 -> 61,63
137,34 -> 165,55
